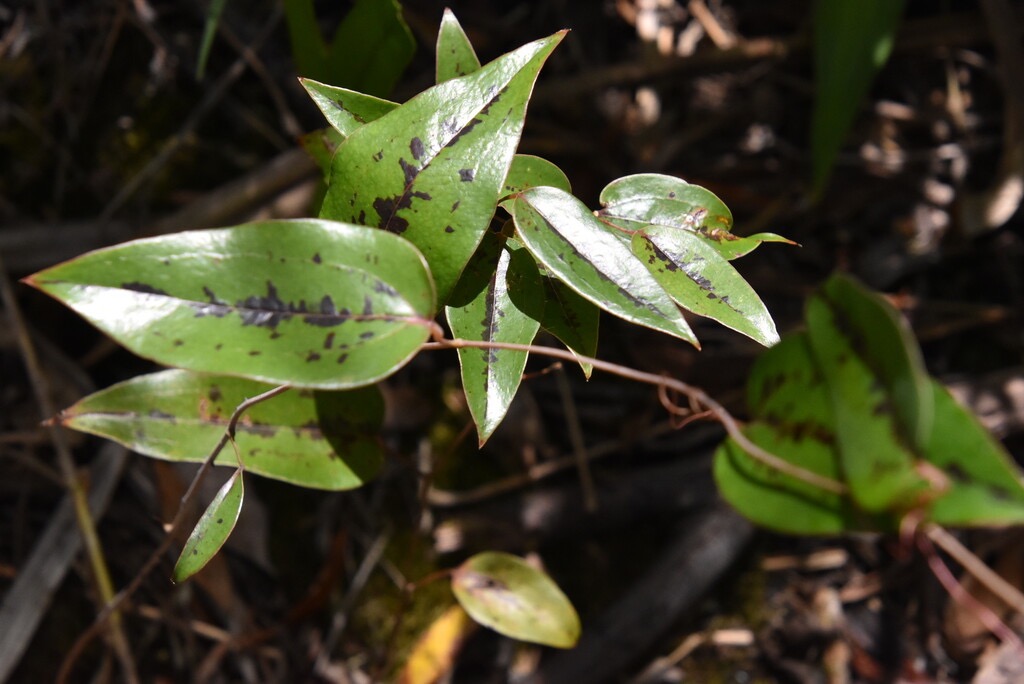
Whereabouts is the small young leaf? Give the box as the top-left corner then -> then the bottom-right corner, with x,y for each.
451,552 -> 580,649
540,276 -> 598,378
173,468 -> 244,583
510,186 -> 697,346
502,154 -> 572,197
436,8 -> 481,83
299,79 -> 398,137
446,236 -> 544,444
195,0 -> 229,79
60,370 -> 385,489
320,31 -> 566,303
25,219 -> 436,389
599,173 -> 794,260
631,225 -> 778,346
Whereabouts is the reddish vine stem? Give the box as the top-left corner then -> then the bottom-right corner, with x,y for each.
422,328 -> 849,495
56,384 -> 292,684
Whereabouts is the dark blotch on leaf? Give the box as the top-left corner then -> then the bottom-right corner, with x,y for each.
122,282 -> 169,296
324,332 -> 335,349
306,351 -> 322,362
209,385 -> 222,402
410,137 -> 425,160
337,352 -> 349,364
399,158 -> 419,185
248,350 -> 261,356
458,168 -> 475,182
312,253 -> 322,264
444,226 -> 455,233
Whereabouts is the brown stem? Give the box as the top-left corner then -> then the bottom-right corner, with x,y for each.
422,338 -> 848,495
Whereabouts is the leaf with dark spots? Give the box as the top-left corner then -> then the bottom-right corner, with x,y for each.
320,31 -> 565,303
451,552 -> 580,648
714,333 -> 879,535
312,253 -> 322,264
629,225 -> 778,346
459,168 -> 475,182
806,275 -> 932,512
446,235 -> 542,444
445,226 -> 455,233
299,79 -> 398,137
173,468 -> 244,582
435,8 -> 481,83
25,220 -> 435,389
323,333 -> 335,349
510,186 -> 696,346
60,369 -> 386,490
599,173 -> 794,260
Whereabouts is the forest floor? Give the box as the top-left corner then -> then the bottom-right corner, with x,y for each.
2,1 -> 1024,682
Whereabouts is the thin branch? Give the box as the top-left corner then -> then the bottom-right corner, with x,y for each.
56,383 -> 291,684
422,336 -> 849,495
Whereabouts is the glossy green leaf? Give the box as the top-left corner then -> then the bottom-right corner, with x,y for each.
299,79 -> 398,138
502,154 -> 572,197
540,276 -> 598,379
25,219 -> 435,389
287,0 -> 414,97
701,231 -> 796,261
447,236 -> 544,444
598,173 -> 794,260
631,225 -> 778,346
173,468 -> 244,583
60,370 -> 384,489
510,186 -> 697,346
436,8 -> 481,83
320,31 -> 566,303
451,552 -> 580,648
924,382 -> 1024,526
714,334 -> 881,535
812,0 -> 905,193
806,277 -> 933,512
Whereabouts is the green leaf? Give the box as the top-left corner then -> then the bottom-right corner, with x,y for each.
299,79 -> 398,138
451,552 -> 580,649
510,186 -> 697,346
700,231 -> 796,261
812,0 -> 905,193
630,225 -> 778,346
502,154 -> 572,197
806,275 -> 933,512
284,0 -> 329,81
287,0 -> 414,97
447,236 -> 543,444
325,0 -> 414,97
598,173 -> 794,260
320,31 -> 566,303
196,0 -> 229,80
60,370 -> 384,489
299,126 -> 345,180
923,382 -> 1024,526
714,334 -> 882,535
436,8 -> 481,83
540,276 -> 598,379
173,468 -> 244,582
25,219 -> 435,389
